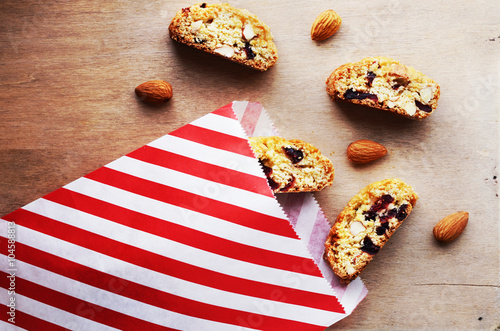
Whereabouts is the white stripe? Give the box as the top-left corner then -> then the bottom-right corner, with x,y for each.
190,113 -> 248,139
105,156 -> 285,219
253,107 -> 280,137
15,204 -> 329,296
62,177 -> 307,257
294,194 -> 320,244
340,277 -> 365,315
230,100 -> 250,121
0,320 -> 24,331
0,288 -> 118,331
147,134 -> 263,177
1,231 -> 342,327
231,101 -> 280,138
1,259 -> 256,331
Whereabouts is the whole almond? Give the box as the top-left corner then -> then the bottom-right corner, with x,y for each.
311,10 -> 342,41
347,139 -> 387,164
135,80 -> 173,104
433,211 -> 469,242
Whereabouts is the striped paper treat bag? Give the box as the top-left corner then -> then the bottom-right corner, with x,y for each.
1,101 -> 366,330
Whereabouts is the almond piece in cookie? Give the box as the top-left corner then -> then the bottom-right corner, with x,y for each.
324,178 -> 418,283
169,3 -> 278,71
326,56 -> 440,119
248,136 -> 334,193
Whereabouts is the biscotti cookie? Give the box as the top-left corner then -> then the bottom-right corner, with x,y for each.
169,3 -> 278,71
326,56 -> 440,119
249,136 -> 334,193
324,178 -> 418,283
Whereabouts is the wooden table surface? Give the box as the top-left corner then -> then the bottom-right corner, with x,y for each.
1,0 -> 499,329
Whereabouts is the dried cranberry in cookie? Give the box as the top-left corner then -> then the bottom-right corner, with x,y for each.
248,136 -> 334,193
344,89 -> 378,102
326,56 -> 440,119
366,71 -> 376,86
282,146 -> 304,164
324,178 -> 418,283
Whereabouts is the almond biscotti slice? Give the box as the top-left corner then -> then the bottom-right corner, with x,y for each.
169,3 -> 278,71
249,136 -> 334,193
326,56 -> 440,119
324,178 -> 418,283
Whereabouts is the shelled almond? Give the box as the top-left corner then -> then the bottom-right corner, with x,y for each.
347,140 -> 387,164
311,10 -> 342,41
135,80 -> 173,104
433,211 -> 469,242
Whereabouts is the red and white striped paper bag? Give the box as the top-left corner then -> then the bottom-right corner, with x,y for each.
231,101 -> 368,313
1,101 -> 366,330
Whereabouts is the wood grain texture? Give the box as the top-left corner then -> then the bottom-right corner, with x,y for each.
1,0 -> 499,329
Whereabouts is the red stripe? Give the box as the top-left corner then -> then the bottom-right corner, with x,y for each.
169,124 -> 254,157
84,166 -> 298,238
212,103 -> 238,119
0,271 -> 174,331
127,145 -> 273,197
1,239 -> 341,330
44,188 -> 322,279
1,306 -> 68,331
3,211 -> 343,314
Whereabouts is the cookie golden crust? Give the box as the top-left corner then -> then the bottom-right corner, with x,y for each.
324,178 -> 418,283
326,56 -> 440,119
248,136 -> 334,193
169,3 -> 278,71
